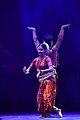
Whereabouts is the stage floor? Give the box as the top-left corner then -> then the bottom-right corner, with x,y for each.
0,113 -> 80,120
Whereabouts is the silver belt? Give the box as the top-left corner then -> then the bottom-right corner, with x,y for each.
39,72 -> 54,82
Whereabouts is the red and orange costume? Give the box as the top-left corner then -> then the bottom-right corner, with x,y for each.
28,55 -> 56,117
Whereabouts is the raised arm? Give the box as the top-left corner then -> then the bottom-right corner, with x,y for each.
51,24 -> 71,51
27,27 -> 40,51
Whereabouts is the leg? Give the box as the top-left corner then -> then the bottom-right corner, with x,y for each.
53,106 -> 62,118
52,74 -> 63,118
37,81 -> 46,117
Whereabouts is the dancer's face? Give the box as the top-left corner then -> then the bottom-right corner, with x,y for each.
38,46 -> 46,56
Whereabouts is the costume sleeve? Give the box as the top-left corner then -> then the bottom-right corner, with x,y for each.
46,57 -> 53,67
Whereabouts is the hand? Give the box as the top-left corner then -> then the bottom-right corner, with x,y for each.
23,66 -> 30,74
40,70 -> 45,74
36,69 -> 40,78
25,69 -> 30,74
61,24 -> 71,29
27,27 -> 36,31
23,66 -> 27,73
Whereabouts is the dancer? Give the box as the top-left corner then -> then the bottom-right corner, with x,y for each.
27,24 -> 70,118
23,43 -> 57,118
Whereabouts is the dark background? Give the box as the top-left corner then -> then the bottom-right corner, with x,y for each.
0,0 -> 80,114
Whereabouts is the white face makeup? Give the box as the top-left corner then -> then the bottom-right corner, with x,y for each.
37,43 -> 49,56
38,46 -> 45,56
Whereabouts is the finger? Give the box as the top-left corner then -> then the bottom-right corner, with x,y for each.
66,23 -> 71,26
26,71 -> 29,74
66,24 -> 71,27
27,27 -> 31,29
67,23 -> 71,25
67,24 -> 71,28
62,24 -> 71,28
23,66 -> 26,69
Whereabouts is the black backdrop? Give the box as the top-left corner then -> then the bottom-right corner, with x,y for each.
0,0 -> 80,113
